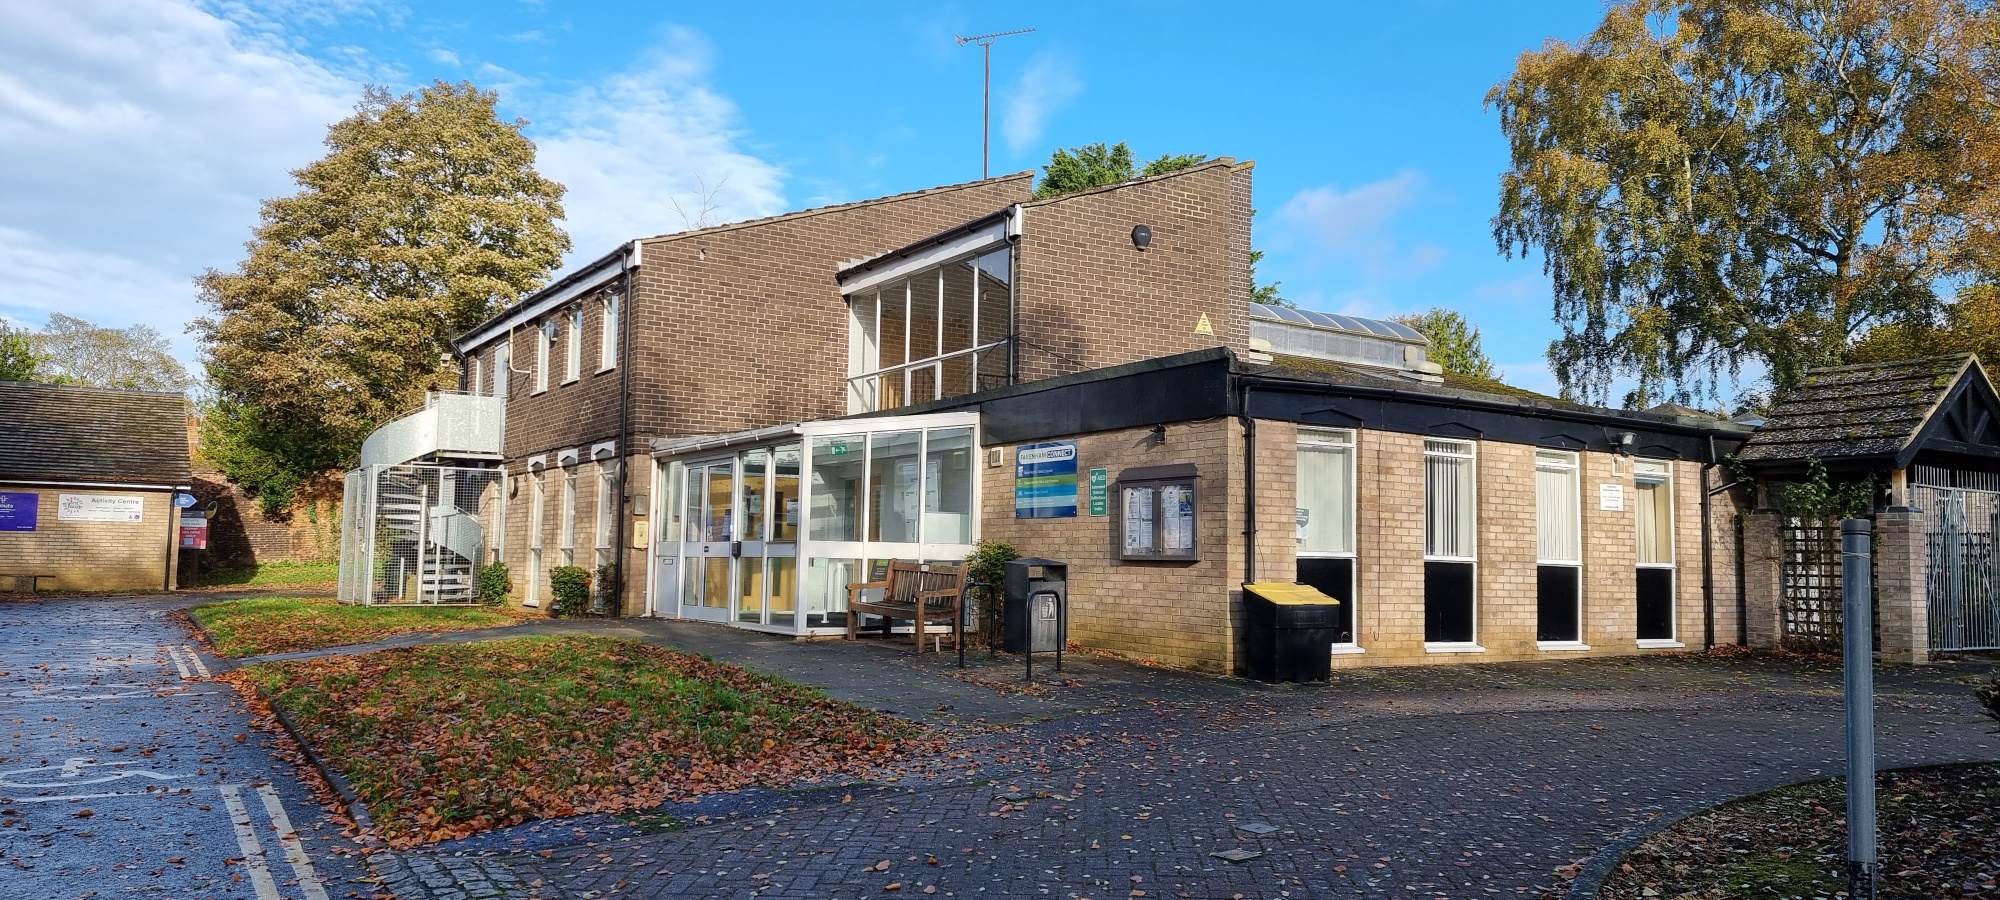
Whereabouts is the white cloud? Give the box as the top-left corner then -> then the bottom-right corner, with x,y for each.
525,28 -> 787,263
1001,52 -> 1082,155
427,47 -> 460,66
1273,172 -> 1424,257
0,0 -> 359,364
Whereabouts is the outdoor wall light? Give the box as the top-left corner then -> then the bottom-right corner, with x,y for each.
1151,424 -> 1168,446
1131,224 -> 1152,250
1617,431 -> 1636,455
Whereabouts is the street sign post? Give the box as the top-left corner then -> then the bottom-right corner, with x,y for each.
1842,518 -> 1877,900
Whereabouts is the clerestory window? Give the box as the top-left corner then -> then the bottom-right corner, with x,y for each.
846,247 -> 1012,413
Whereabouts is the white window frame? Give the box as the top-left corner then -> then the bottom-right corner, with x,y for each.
1535,449 -> 1588,650
527,468 -> 546,606
598,294 -> 619,373
1422,438 -> 1481,652
844,246 -> 1011,413
1633,458 -> 1681,647
1296,427 -> 1360,652
536,320 -> 554,394
560,462 -> 578,566
564,305 -> 583,384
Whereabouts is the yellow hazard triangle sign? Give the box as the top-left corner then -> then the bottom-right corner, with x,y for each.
1194,313 -> 1214,335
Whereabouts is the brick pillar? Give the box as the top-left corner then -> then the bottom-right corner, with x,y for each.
1742,509 -> 1785,649
1873,507 -> 1931,664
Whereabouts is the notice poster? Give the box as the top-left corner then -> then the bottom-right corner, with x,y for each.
1122,486 -> 1155,553
0,492 -> 37,532
58,493 -> 144,523
1014,441 -> 1080,519
1161,484 -> 1195,553
1599,483 -> 1625,511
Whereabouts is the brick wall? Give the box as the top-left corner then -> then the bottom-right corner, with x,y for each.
187,473 -> 339,567
0,486 -> 176,592
978,419 -> 1240,673
477,174 -> 1034,614
1013,161 -> 1252,382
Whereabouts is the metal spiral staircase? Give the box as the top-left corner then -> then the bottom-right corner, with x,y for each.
338,392 -> 504,606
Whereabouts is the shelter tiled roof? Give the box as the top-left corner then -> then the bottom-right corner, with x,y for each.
1737,355 -> 1979,465
0,381 -> 192,485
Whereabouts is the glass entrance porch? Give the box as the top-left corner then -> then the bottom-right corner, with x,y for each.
648,412 -> 981,636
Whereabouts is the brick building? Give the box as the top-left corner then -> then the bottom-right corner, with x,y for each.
342,160 -> 1758,674
0,381 -> 192,592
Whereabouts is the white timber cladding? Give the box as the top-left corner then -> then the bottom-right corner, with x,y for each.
836,217 -> 1009,295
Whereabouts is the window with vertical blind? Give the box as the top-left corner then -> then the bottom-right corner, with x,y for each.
1295,428 -> 1357,646
536,319 -> 555,393
1423,438 -> 1478,646
1535,449 -> 1583,645
494,342 -> 510,399
1423,440 -> 1476,559
1634,459 -> 1676,642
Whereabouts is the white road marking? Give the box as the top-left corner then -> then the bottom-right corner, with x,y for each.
257,784 -> 330,900
0,758 -> 187,789
166,645 -> 193,680
184,646 -> 211,678
3,787 -> 196,803
220,783 -> 283,900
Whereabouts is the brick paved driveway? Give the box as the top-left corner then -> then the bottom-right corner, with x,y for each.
320,621 -> 1999,900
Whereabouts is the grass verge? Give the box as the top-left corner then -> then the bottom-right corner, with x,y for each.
190,596 -> 513,657
199,559 -> 340,586
1597,762 -> 2000,899
241,635 -> 925,846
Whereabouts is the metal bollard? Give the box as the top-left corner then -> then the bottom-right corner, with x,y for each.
1842,518 -> 1877,900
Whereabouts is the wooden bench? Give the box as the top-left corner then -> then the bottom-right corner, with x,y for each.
845,560 -> 969,654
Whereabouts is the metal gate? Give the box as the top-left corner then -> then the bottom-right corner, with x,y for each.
1913,466 -> 2000,651
1780,518 -> 1846,653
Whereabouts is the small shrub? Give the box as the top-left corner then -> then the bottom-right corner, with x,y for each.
548,566 -> 591,618
964,539 -> 1019,650
476,562 -> 512,606
593,562 -> 618,613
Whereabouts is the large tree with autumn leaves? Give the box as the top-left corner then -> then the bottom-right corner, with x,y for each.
1491,0 -> 2000,408
196,82 -> 568,512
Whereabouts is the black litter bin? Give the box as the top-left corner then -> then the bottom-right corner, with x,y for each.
1243,582 -> 1341,683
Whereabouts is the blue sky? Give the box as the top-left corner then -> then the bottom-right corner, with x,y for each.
0,1 -> 1617,395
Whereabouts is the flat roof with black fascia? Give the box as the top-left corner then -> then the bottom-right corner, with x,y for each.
870,346 -> 1749,459
836,207 -> 1017,295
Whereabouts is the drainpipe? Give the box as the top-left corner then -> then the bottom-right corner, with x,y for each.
1701,437 -> 1717,651
609,240 -> 639,616
1701,434 -> 1749,652
1239,382 -> 1257,586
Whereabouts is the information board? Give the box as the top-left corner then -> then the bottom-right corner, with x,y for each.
58,494 -> 145,523
0,492 -> 38,532
1014,441 -> 1080,519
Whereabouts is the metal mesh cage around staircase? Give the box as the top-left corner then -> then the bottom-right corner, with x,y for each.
338,464 -> 503,605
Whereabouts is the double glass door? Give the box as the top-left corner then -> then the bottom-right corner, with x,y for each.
677,448 -> 801,628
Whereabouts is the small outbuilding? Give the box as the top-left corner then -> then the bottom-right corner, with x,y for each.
0,381 -> 192,592
1738,354 -> 2000,660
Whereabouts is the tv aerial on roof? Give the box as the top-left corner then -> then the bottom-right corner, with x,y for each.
955,28 -> 1036,181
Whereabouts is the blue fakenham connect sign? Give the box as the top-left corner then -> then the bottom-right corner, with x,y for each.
1014,441 -> 1079,519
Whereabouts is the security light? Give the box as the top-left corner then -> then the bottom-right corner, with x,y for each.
1132,224 -> 1152,250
